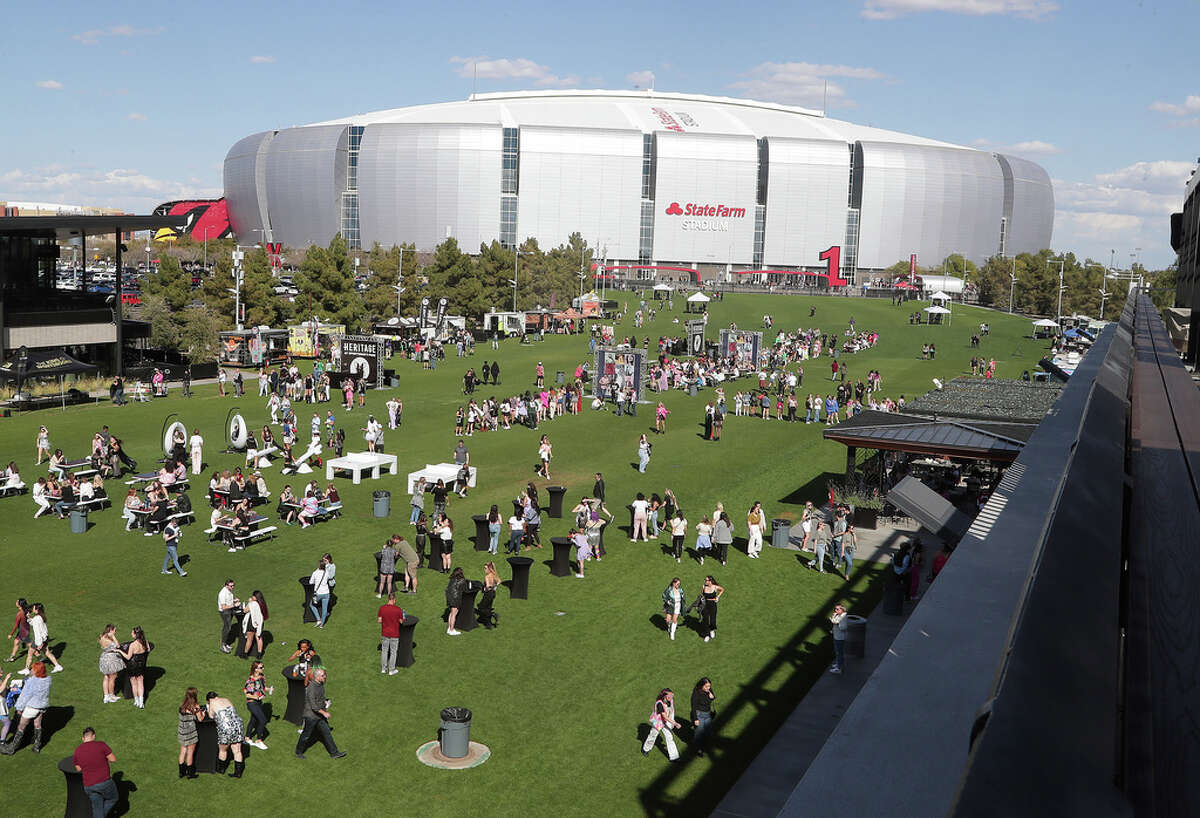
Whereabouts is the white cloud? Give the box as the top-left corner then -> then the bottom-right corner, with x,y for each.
35,80 -> 64,90
72,24 -> 164,45
729,61 -> 888,109
627,70 -> 656,89
127,112 -> 147,121
974,137 -> 1062,156
0,166 -> 220,212
1149,95 -> 1200,117
450,56 -> 579,88
250,55 -> 275,64
1094,160 -> 1195,195
862,0 -> 1059,19
1055,211 -> 1141,239
1007,140 -> 1061,156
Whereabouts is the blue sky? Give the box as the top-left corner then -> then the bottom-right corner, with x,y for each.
2,0 -> 1197,269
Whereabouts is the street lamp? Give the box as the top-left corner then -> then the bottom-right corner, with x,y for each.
511,247 -> 528,311
1047,257 -> 1065,323
1008,256 -> 1018,314
1098,287 -> 1110,319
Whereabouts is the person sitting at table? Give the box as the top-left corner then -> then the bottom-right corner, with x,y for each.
91,432 -> 107,462
121,487 -> 145,528
89,473 -> 106,501
298,491 -> 319,529
144,496 -> 170,536
252,472 -> 269,502
278,485 -> 299,525
227,506 -> 254,551
32,477 -> 51,518
208,472 -> 222,507
324,483 -> 340,507
47,449 -> 67,479
243,474 -> 259,504
158,462 -> 177,488
227,475 -> 244,506
209,505 -> 226,534
172,460 -> 187,485
77,477 -> 95,504
4,462 -> 24,494
146,481 -> 169,505
53,475 -> 78,518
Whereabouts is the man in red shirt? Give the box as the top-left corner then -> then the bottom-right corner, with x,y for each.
73,727 -> 117,816
377,593 -> 406,676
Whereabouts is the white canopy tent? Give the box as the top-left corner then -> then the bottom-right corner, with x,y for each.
929,290 -> 952,304
1032,318 -> 1059,327
687,292 -> 710,302
924,304 -> 952,325
652,283 -> 674,292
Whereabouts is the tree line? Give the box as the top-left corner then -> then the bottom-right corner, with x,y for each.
137,232 -> 1174,361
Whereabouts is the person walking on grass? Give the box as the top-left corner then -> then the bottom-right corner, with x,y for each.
712,511 -> 733,567
641,689 -> 682,761
690,678 -> 717,757
218,579 -> 239,654
637,434 -> 651,473
808,519 -> 831,573
378,593 -> 406,673
537,435 -> 553,479
570,527 -> 591,578
829,602 -> 848,674
22,603 -> 63,675
655,401 -> 670,435
308,560 -> 332,628
242,661 -> 271,750
73,727 -> 118,816
410,477 -> 426,525
661,577 -> 685,641
1,660 -> 51,754
161,518 -> 187,577
698,575 -> 724,642
668,509 -> 687,564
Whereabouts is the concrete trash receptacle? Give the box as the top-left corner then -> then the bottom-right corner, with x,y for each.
771,518 -> 790,548
70,508 -> 88,534
844,614 -> 867,658
688,382 -> 698,396
556,370 -> 565,385
439,707 -> 472,758
373,490 -> 390,518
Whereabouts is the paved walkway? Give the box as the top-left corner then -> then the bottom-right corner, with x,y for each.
715,520 -> 939,818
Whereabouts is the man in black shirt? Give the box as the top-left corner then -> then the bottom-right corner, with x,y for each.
295,668 -> 346,760
592,473 -> 605,504
490,361 -> 500,385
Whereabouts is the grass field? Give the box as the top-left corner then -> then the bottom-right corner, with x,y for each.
0,292 -> 1049,816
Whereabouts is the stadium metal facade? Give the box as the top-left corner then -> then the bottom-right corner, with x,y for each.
223,90 -> 1054,281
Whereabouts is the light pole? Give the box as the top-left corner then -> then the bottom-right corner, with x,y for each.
394,249 -> 405,315
1098,287 -> 1110,319
1047,257 -> 1065,323
1009,256 -> 1017,314
230,248 -> 245,330
511,247 -> 527,311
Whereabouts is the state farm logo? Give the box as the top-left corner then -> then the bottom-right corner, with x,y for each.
664,202 -> 746,218
665,201 -> 746,232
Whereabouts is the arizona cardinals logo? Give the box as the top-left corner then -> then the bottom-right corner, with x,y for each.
665,202 -> 683,215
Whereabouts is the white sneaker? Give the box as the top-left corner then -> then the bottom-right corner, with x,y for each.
51,665 -> 64,673
388,669 -> 399,676
829,666 -> 842,674
704,635 -> 711,642
18,669 -> 29,675
575,573 -> 585,578
375,594 -> 381,599
447,629 -> 461,636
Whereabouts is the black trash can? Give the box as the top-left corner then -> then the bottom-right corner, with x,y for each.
70,508 -> 88,534
439,707 -> 472,758
373,490 -> 391,518
546,485 -> 567,519
771,518 -> 791,549
844,614 -> 867,658
883,578 -> 905,616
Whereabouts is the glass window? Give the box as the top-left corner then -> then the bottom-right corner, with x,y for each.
502,128 -> 520,195
639,199 -> 655,265
500,196 -> 518,248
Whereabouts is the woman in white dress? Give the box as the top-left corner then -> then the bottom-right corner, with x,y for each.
189,429 -> 204,475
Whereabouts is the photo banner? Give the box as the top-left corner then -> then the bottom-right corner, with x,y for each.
687,319 -> 707,357
718,329 -> 763,366
593,347 -> 645,403
332,334 -> 385,388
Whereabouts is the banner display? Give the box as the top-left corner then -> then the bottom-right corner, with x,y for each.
593,347 -> 645,403
686,318 -> 707,357
331,334 -> 385,388
288,324 -> 344,358
435,297 -> 448,330
419,297 -> 430,328
718,328 -> 763,367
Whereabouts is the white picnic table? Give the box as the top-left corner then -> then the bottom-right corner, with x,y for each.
326,452 -> 398,484
406,462 -> 477,494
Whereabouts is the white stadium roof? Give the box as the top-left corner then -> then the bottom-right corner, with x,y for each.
308,89 -> 968,151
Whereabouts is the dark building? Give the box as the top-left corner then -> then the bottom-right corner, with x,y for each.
0,214 -> 184,374
1171,164 -> 1199,362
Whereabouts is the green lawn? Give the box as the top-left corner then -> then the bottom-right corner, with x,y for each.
0,292 -> 1048,816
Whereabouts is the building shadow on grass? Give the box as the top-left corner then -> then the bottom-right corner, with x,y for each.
778,471 -> 840,509
636,568 -> 888,817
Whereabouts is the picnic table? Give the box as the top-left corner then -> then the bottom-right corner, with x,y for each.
326,452 -> 398,484
406,462 -> 477,494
